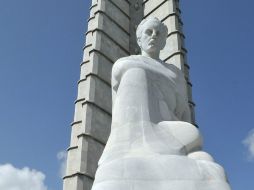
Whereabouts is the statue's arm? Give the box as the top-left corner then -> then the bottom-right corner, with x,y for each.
111,58 -> 130,105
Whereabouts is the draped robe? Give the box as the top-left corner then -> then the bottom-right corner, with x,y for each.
91,55 -> 231,190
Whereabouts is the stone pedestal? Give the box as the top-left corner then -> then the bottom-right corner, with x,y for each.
91,122 -> 230,190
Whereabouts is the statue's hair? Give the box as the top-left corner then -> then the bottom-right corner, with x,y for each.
136,17 -> 168,40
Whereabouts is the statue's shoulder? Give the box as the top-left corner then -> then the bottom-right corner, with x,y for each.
163,62 -> 184,77
113,55 -> 141,73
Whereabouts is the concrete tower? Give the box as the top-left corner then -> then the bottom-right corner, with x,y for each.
63,0 -> 195,189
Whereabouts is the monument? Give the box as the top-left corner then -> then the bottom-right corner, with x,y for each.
91,17 -> 231,190
63,1 -> 231,190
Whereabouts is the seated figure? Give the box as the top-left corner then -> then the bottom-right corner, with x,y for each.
91,17 -> 231,190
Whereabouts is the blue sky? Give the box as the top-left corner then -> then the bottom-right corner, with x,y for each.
0,0 -> 253,190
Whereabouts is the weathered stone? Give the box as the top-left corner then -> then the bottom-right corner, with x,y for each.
99,0 -> 130,33
77,135 -> 105,177
80,103 -> 111,144
144,0 -> 176,20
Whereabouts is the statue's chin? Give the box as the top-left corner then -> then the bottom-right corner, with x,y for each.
142,47 -> 160,55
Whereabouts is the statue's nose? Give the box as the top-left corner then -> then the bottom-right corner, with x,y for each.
152,33 -> 156,39
152,30 -> 158,38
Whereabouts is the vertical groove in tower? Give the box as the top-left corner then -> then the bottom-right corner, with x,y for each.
64,0 -> 196,189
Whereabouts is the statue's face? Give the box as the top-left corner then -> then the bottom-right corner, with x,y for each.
138,20 -> 166,55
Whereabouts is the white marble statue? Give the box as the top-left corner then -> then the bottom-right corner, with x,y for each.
91,17 -> 231,190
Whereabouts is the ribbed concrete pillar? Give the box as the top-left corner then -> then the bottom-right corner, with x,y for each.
63,0 -> 130,189
63,0 -> 196,189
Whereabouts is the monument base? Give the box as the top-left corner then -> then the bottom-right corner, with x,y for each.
92,121 -> 231,190
92,155 -> 231,190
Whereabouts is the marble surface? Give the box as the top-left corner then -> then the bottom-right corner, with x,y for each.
91,17 -> 231,190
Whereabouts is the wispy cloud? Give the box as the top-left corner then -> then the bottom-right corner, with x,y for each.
243,129 -> 254,161
57,151 -> 67,178
0,164 -> 48,190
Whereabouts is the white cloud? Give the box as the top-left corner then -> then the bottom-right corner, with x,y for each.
0,164 -> 48,190
243,129 -> 254,161
57,151 -> 67,178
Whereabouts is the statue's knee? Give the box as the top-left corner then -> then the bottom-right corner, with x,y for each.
120,68 -> 147,89
188,151 -> 215,162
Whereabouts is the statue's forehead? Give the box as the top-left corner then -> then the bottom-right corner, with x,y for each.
142,20 -> 161,30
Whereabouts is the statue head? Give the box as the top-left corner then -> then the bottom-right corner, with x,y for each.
136,17 -> 168,59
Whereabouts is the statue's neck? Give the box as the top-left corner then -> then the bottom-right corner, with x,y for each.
141,51 -> 160,60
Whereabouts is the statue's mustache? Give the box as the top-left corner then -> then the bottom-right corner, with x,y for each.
148,39 -> 157,45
